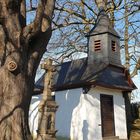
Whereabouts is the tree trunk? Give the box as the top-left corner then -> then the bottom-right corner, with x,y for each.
0,0 -> 55,139
0,66 -> 33,140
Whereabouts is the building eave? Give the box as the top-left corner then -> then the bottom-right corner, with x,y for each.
33,58 -> 137,95
86,31 -> 120,39
52,81 -> 135,92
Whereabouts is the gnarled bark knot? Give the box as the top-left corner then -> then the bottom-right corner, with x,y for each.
7,61 -> 18,72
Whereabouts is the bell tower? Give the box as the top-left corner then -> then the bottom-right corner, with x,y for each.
87,0 -> 121,66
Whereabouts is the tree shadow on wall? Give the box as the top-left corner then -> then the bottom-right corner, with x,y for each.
29,95 -> 42,138
82,120 -> 89,140
55,89 -> 81,138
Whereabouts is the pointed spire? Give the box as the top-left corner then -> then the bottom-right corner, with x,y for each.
87,1 -> 120,38
87,0 -> 121,66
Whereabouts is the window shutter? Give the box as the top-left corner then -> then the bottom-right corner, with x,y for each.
112,41 -> 116,51
94,40 -> 101,51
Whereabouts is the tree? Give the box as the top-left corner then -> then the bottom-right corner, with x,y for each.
0,0 -> 139,139
0,0 -> 55,140
47,0 -> 140,75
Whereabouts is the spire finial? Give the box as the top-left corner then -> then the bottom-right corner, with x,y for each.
95,0 -> 107,10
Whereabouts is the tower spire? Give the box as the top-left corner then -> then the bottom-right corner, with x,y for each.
87,0 -> 121,66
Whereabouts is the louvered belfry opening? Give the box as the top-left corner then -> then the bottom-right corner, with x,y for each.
112,41 -> 116,52
94,40 -> 101,51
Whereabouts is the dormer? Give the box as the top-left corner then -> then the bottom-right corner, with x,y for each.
87,9 -> 121,66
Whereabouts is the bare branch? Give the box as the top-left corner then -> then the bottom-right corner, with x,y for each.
20,0 -> 26,27
55,6 -> 89,23
131,57 -> 140,77
41,0 -> 55,32
80,0 -> 98,16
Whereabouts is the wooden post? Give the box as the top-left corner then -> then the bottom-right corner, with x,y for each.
37,59 -> 58,140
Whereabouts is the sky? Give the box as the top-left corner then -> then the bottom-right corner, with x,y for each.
26,0 -> 140,102
131,75 -> 140,102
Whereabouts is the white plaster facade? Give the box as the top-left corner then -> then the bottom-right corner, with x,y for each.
29,86 -> 127,140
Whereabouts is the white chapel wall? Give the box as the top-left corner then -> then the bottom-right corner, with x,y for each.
55,87 -> 127,140
93,87 -> 128,139
29,86 -> 128,140
29,95 -> 41,138
55,88 -> 102,140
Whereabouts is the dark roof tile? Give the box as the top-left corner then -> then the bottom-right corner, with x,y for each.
35,58 -> 136,93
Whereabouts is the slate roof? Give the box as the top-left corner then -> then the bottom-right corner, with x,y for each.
34,58 -> 136,94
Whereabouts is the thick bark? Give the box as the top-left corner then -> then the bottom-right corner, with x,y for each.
0,66 -> 33,140
0,0 -> 55,140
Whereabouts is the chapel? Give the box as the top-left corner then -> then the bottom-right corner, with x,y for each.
31,1 -> 136,140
